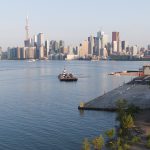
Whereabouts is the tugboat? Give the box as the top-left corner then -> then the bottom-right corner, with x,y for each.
58,69 -> 78,81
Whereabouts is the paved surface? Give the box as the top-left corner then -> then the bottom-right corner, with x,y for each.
84,84 -> 150,109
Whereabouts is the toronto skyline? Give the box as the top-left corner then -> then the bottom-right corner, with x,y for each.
0,1 -> 150,149
0,0 -> 150,50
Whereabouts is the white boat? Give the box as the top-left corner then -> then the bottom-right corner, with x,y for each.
28,59 -> 36,62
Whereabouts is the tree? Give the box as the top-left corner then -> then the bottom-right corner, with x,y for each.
82,138 -> 91,150
126,104 -> 140,118
116,99 -> 128,123
120,113 -> 134,137
92,135 -> 104,150
105,128 -> 115,140
121,114 -> 134,129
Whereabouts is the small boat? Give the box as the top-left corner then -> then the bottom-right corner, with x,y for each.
58,69 -> 78,81
28,59 -> 36,62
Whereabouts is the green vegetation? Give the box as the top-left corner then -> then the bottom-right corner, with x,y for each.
130,136 -> 141,144
147,134 -> 150,139
82,138 -> 91,150
146,134 -> 150,149
105,129 -> 115,140
81,99 -> 142,150
146,139 -> 150,148
82,135 -> 104,150
92,135 -> 104,150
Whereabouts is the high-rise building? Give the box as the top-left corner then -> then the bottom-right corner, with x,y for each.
148,45 -> 150,50
45,40 -> 49,57
7,47 -> 21,60
88,35 -> 94,56
112,32 -> 119,43
131,45 -> 138,56
36,33 -> 45,59
59,40 -> 65,53
32,35 -> 37,47
112,32 -> 120,52
97,31 -> 108,57
37,33 -> 44,47
79,40 -> 88,58
25,47 -> 36,59
102,48 -> 108,59
24,38 -> 32,47
0,47 -> 2,60
93,37 -> 99,56
39,46 -> 45,59
122,41 -> 127,51
64,47 -> 69,54
97,31 -> 105,49
20,48 -> 26,59
49,40 -> 59,54
113,41 -> 117,52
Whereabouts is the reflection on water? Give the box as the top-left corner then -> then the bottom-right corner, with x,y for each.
0,60 -> 148,150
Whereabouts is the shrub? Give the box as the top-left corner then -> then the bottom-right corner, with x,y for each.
126,104 -> 140,117
131,136 -> 141,144
82,138 -> 91,150
105,128 -> 115,139
147,134 -> 150,140
146,139 -> 150,149
92,135 -> 104,150
121,114 -> 134,130
123,143 -> 130,150
118,146 -> 123,150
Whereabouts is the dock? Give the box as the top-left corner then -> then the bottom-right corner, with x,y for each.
108,70 -> 144,76
78,83 -> 150,111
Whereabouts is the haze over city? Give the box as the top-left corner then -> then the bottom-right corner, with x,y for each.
0,0 -> 150,50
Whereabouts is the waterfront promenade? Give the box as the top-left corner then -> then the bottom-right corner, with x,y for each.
79,83 -> 150,111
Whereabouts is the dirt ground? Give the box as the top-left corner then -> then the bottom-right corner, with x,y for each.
131,110 -> 150,150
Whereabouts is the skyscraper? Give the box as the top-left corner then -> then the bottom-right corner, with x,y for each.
45,40 -> 49,57
79,40 -> 88,58
37,33 -> 44,47
32,35 -> 37,47
112,32 -> 120,53
37,33 -> 45,59
88,35 -> 94,56
113,41 -> 117,52
59,40 -> 65,53
97,31 -> 108,57
122,41 -> 127,51
0,47 -> 2,60
148,45 -> 150,50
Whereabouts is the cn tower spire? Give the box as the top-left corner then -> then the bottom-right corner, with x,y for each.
25,16 -> 29,40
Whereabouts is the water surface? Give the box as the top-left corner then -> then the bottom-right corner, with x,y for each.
0,60 -> 148,150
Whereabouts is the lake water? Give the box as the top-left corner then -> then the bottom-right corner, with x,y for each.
0,60 -> 148,150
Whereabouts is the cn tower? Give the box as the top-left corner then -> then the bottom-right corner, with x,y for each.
25,16 -> 29,40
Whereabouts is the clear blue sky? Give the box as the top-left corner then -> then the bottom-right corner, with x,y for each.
0,0 -> 150,50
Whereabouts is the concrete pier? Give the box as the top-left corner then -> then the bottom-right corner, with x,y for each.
78,84 -> 150,111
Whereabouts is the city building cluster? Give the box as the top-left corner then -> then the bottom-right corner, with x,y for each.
78,31 -> 150,61
0,17 -> 150,61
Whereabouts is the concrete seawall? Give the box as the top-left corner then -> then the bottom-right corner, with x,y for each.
78,84 -> 150,111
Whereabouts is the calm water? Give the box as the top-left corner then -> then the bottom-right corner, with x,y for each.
0,60 -> 148,150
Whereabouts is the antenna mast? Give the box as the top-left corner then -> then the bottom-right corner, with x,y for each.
25,16 -> 29,40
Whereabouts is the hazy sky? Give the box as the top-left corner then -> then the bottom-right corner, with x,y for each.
0,0 -> 150,50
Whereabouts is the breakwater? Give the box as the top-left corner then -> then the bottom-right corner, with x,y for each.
78,83 -> 150,111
